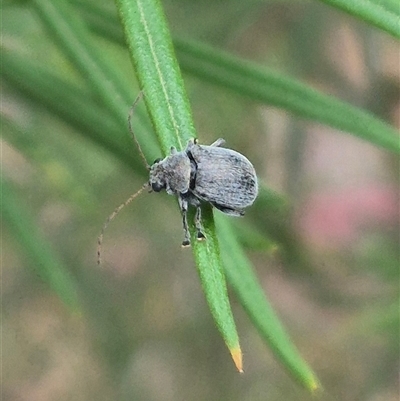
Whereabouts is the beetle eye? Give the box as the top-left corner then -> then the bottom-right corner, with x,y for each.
153,158 -> 162,164
151,182 -> 165,192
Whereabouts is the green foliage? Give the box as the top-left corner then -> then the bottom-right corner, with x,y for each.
2,0 -> 398,398
318,0 -> 400,38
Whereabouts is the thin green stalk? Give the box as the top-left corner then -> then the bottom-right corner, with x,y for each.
318,0 -> 400,38
31,0 -> 160,164
32,0 -> 130,124
217,214 -> 320,391
115,0 -> 243,371
72,2 -> 399,153
2,179 -> 80,311
114,0 -> 195,153
1,49 -> 157,172
1,50 -> 140,170
175,39 -> 400,153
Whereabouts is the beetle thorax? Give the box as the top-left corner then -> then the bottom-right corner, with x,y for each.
149,152 -> 192,195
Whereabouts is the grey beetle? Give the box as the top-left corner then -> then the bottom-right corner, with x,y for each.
149,138 -> 258,246
97,94 -> 258,264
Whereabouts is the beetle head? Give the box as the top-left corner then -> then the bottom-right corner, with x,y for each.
149,159 -> 167,192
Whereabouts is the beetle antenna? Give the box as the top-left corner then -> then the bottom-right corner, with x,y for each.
97,182 -> 149,265
128,91 -> 150,170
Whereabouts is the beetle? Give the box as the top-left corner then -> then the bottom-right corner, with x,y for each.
97,93 -> 258,264
149,138 -> 258,246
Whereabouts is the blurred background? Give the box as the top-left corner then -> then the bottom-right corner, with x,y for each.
2,0 -> 399,400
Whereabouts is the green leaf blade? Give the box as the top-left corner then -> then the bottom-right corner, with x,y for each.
116,0 -> 195,153
32,0 -> 130,123
175,39 -> 400,153
318,0 -> 400,38
115,0 -> 243,371
216,214 -> 320,390
68,2 -> 399,153
2,180 -> 80,311
193,206 -> 243,372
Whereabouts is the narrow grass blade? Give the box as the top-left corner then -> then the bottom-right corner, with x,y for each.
32,0 -> 130,124
114,0 -> 195,152
72,3 -> 399,153
216,214 -> 321,391
2,179 -> 80,311
2,49 -> 152,172
115,0 -> 243,370
318,0 -> 400,38
175,39 -> 400,153
192,206 -> 243,372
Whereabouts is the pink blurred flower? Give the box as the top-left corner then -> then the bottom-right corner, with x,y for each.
296,185 -> 399,248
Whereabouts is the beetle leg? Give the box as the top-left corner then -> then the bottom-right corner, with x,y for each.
195,206 -> 206,241
210,138 -> 226,147
178,196 -> 191,247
